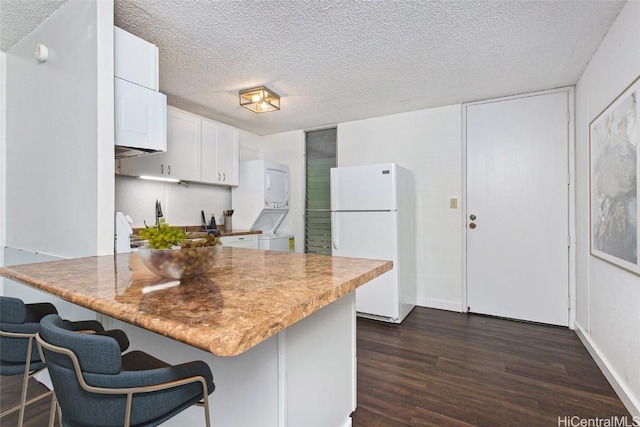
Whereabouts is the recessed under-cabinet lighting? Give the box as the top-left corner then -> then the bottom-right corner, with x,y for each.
139,175 -> 180,183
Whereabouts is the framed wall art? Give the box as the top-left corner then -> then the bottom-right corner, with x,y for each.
590,75 -> 640,275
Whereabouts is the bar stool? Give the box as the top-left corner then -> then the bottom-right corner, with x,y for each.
0,296 -> 58,427
37,314 -> 215,427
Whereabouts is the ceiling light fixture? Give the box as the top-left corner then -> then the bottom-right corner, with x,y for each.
239,86 -> 280,113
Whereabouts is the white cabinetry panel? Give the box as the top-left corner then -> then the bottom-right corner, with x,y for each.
160,107 -> 202,181
220,235 -> 258,249
201,120 -> 239,186
215,125 -> 239,185
114,78 -> 166,153
114,26 -> 159,90
118,107 -> 239,186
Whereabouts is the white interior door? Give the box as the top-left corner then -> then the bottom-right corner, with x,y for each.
466,92 -> 569,326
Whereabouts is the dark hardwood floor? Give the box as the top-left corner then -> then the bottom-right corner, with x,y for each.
0,375 -> 59,427
1,307 -> 630,426
352,307 -> 631,427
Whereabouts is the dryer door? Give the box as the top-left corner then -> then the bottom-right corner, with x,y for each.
265,168 -> 289,208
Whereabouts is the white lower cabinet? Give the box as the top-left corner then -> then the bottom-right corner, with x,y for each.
220,234 -> 258,249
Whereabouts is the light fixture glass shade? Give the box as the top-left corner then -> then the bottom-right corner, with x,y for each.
239,86 -> 280,113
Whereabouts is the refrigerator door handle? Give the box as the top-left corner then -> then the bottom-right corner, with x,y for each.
332,212 -> 338,250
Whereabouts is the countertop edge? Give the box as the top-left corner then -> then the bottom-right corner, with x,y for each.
0,265 -> 218,353
0,259 -> 393,357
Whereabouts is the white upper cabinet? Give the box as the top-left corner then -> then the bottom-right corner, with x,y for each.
114,26 -> 166,156
118,107 -> 239,186
160,108 -> 202,181
216,125 -> 239,185
201,119 -> 239,186
114,78 -> 167,153
114,27 -> 159,90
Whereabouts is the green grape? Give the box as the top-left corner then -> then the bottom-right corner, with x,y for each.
140,219 -> 185,249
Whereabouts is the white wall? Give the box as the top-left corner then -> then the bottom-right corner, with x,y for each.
258,131 -> 305,253
337,105 -> 463,310
1,50 -> 6,294
5,0 -> 114,258
574,1 -> 640,416
238,129 -> 264,162
1,51 -> 6,250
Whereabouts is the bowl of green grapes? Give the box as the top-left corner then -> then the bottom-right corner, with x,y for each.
137,220 -> 222,280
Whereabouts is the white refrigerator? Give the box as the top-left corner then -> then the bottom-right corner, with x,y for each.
330,163 -> 416,323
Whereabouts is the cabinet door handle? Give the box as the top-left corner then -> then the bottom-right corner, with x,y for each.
223,173 -> 226,181
168,165 -> 171,175
160,164 -> 164,174
218,173 -> 221,181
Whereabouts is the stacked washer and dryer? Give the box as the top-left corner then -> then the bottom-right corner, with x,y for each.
231,160 -> 294,252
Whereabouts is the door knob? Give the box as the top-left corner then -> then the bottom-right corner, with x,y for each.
470,214 -> 476,221
469,223 -> 477,229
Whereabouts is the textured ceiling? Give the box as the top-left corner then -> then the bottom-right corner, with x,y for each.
1,1 -> 626,135
0,0 -> 68,51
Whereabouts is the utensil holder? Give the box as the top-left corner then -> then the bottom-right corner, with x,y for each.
224,217 -> 232,232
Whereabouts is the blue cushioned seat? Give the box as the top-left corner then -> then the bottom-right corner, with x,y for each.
1,296 -> 120,427
0,296 -> 58,427
37,314 -> 214,427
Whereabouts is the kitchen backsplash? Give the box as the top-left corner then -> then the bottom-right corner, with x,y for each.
115,175 -> 231,228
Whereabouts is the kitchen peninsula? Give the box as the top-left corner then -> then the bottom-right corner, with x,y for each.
0,247 -> 391,426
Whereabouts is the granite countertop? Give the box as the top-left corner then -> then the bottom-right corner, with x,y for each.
0,248 -> 391,357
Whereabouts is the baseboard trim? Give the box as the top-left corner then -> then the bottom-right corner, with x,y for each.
575,321 -> 640,417
415,297 -> 463,312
